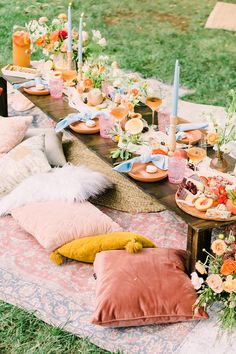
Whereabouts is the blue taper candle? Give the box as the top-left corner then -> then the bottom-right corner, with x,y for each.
78,14 -> 83,65
67,3 -> 72,52
172,59 -> 180,117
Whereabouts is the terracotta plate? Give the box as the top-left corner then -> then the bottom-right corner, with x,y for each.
175,193 -> 236,221
128,163 -> 168,182
177,130 -> 202,145
23,86 -> 50,96
69,118 -> 100,134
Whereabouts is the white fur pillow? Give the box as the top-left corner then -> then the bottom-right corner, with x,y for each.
0,164 -> 112,215
0,135 -> 51,197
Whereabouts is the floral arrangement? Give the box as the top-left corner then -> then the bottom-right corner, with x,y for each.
25,15 -> 107,63
207,90 -> 236,159
191,232 -> 236,330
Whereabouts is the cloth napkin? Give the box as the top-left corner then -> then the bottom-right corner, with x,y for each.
113,152 -> 168,173
55,112 -> 99,132
13,77 -> 48,90
176,122 -> 209,132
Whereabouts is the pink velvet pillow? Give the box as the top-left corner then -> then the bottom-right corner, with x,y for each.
91,248 -> 208,327
11,201 -> 122,251
0,116 -> 33,153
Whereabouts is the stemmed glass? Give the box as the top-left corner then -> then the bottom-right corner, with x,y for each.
145,86 -> 163,129
187,136 -> 207,172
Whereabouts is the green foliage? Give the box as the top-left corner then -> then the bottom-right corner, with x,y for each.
0,0 -> 236,105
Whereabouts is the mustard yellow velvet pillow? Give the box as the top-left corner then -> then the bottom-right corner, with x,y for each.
50,232 -> 156,265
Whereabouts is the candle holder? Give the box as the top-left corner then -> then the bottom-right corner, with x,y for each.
67,51 -> 72,70
169,115 -> 177,153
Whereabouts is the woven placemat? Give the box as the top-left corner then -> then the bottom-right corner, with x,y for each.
63,136 -> 165,213
205,2 -> 236,31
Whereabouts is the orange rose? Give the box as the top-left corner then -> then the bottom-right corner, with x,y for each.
220,259 -> 236,276
207,132 -> 218,145
211,239 -> 227,256
36,36 -> 45,47
83,78 -> 93,89
99,66 -> 105,73
58,13 -> 67,20
49,31 -> 59,44
131,88 -> 139,97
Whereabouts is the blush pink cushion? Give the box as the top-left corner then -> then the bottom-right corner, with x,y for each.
91,248 -> 208,327
11,201 -> 122,252
0,116 -> 33,153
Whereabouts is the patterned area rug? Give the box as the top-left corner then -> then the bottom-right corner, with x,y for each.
1,87 -> 235,354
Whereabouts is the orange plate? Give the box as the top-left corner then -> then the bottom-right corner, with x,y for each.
69,118 -> 100,134
177,130 -> 202,145
23,86 -> 50,96
128,163 -> 168,182
175,193 -> 236,221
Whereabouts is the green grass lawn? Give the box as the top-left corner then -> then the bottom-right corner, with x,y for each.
0,301 -> 111,354
0,0 -> 236,352
0,0 -> 235,106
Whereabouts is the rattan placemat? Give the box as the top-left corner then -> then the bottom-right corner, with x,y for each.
205,2 -> 236,31
63,136 -> 165,213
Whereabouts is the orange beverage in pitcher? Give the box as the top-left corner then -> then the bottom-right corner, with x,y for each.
12,27 -> 31,67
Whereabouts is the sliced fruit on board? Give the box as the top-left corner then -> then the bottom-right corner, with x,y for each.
226,199 -> 236,215
194,197 -> 214,212
125,118 -> 144,135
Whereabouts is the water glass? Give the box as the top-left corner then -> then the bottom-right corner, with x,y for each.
158,109 -> 170,133
168,156 -> 186,184
99,114 -> 115,138
49,78 -> 64,99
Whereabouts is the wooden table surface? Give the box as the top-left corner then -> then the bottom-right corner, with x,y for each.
1,74 -> 235,271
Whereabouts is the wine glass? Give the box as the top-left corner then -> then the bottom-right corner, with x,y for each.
110,106 -> 129,121
187,146 -> 207,172
145,86 -> 163,129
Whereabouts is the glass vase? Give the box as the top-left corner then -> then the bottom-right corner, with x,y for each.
210,148 -> 228,172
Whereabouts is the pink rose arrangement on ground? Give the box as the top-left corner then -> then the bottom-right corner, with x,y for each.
191,232 -> 236,330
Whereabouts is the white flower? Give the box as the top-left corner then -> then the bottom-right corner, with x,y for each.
99,55 -> 109,62
38,17 -> 48,24
113,78 -> 122,87
191,272 -> 204,290
43,48 -> 49,57
98,37 -> 107,47
28,20 -> 38,31
92,30 -> 101,40
82,31 -> 88,41
52,18 -> 61,26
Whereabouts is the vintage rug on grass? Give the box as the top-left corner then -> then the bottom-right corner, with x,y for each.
205,2 -> 236,32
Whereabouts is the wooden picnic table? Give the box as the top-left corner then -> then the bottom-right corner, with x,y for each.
0,75 -> 235,272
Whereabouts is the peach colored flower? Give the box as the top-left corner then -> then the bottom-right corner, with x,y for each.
72,30 -> 78,38
207,132 -> 218,145
195,261 -> 207,275
83,78 -> 93,89
206,274 -> 223,293
36,36 -> 45,47
220,259 -> 236,276
223,275 -> 236,293
111,61 -> 119,69
60,40 -> 68,53
38,16 -> 48,24
211,239 -> 227,256
58,13 -> 67,20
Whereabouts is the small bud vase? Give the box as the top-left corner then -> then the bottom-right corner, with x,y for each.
210,148 -> 228,172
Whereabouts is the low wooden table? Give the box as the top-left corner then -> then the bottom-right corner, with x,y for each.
1,74 -> 235,272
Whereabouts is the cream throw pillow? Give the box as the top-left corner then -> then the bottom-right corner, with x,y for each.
0,116 -> 33,153
11,201 -> 122,251
24,128 -> 66,167
0,135 -> 51,196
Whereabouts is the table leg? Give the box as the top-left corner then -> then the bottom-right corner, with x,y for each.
187,226 -> 212,273
0,77 -> 8,117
